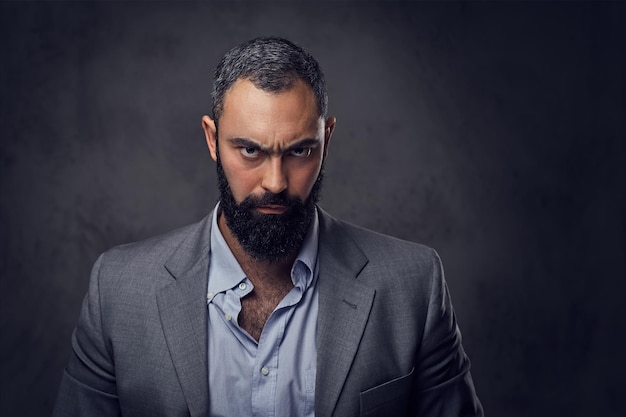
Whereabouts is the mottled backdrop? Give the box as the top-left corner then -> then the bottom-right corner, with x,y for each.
1,2 -> 625,416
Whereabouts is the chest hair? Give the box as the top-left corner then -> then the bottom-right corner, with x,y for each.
238,274 -> 294,342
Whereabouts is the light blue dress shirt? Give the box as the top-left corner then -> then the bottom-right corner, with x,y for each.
207,204 -> 320,417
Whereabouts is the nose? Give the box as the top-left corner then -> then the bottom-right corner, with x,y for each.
261,156 -> 288,194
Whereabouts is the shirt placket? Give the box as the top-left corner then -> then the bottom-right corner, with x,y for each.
251,282 -> 305,417
251,310 -> 283,417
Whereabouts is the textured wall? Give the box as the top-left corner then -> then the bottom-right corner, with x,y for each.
1,2 -> 625,416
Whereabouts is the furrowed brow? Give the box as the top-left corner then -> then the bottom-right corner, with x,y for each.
227,137 -> 320,153
283,138 -> 321,152
227,137 -> 267,151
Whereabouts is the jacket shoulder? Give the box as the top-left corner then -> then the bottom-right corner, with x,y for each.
94,214 -> 211,285
318,210 -> 443,302
324,213 -> 438,264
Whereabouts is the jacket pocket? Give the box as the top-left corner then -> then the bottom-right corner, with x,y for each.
359,367 -> 415,416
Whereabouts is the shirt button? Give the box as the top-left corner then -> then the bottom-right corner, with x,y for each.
238,283 -> 247,290
224,313 -> 232,321
261,367 -> 270,376
207,292 -> 213,300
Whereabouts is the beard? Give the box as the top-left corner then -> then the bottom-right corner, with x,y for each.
216,155 -> 323,263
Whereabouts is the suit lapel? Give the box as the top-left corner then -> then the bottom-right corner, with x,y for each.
157,215 -> 212,417
153,210 -> 374,417
316,210 -> 375,417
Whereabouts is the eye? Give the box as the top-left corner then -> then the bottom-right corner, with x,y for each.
240,147 -> 259,158
289,147 -> 312,158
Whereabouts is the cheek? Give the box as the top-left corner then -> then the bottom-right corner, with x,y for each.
289,160 -> 322,198
220,155 -> 259,199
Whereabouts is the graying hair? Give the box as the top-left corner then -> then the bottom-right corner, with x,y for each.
211,37 -> 328,122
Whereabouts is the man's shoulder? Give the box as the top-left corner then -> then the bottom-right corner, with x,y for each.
319,209 -> 437,264
98,214 -> 211,273
318,209 -> 443,302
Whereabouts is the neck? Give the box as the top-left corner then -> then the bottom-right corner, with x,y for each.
217,211 -> 296,283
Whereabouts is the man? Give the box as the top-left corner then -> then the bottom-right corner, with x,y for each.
53,37 -> 483,417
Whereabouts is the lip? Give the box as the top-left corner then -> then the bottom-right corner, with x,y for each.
255,205 -> 287,214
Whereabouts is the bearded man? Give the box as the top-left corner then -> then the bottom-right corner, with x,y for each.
53,37 -> 483,417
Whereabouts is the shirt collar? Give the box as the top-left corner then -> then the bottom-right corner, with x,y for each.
208,202 -> 320,297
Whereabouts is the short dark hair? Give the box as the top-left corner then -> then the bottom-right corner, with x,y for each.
211,37 -> 328,122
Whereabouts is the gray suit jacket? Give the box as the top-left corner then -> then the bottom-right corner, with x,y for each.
53,208 -> 483,417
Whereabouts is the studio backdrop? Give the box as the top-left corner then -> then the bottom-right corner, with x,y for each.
1,2 -> 625,417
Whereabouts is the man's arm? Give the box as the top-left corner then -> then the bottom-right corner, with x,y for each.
410,250 -> 483,416
52,254 -> 122,417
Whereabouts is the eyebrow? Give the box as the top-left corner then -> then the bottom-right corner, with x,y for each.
227,137 -> 321,153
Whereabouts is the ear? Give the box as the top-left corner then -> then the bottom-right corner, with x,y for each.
323,116 -> 336,159
202,115 -> 218,161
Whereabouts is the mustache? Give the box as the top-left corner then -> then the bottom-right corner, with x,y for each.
238,191 -> 304,209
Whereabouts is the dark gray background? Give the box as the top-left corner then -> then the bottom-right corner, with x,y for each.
1,1 -> 625,416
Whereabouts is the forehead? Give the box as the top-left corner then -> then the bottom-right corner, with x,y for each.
219,78 -> 322,140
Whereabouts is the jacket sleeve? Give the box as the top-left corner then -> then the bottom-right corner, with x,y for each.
52,253 -> 122,417
410,249 -> 484,417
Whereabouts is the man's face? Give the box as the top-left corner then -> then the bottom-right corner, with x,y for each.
202,78 -> 335,261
